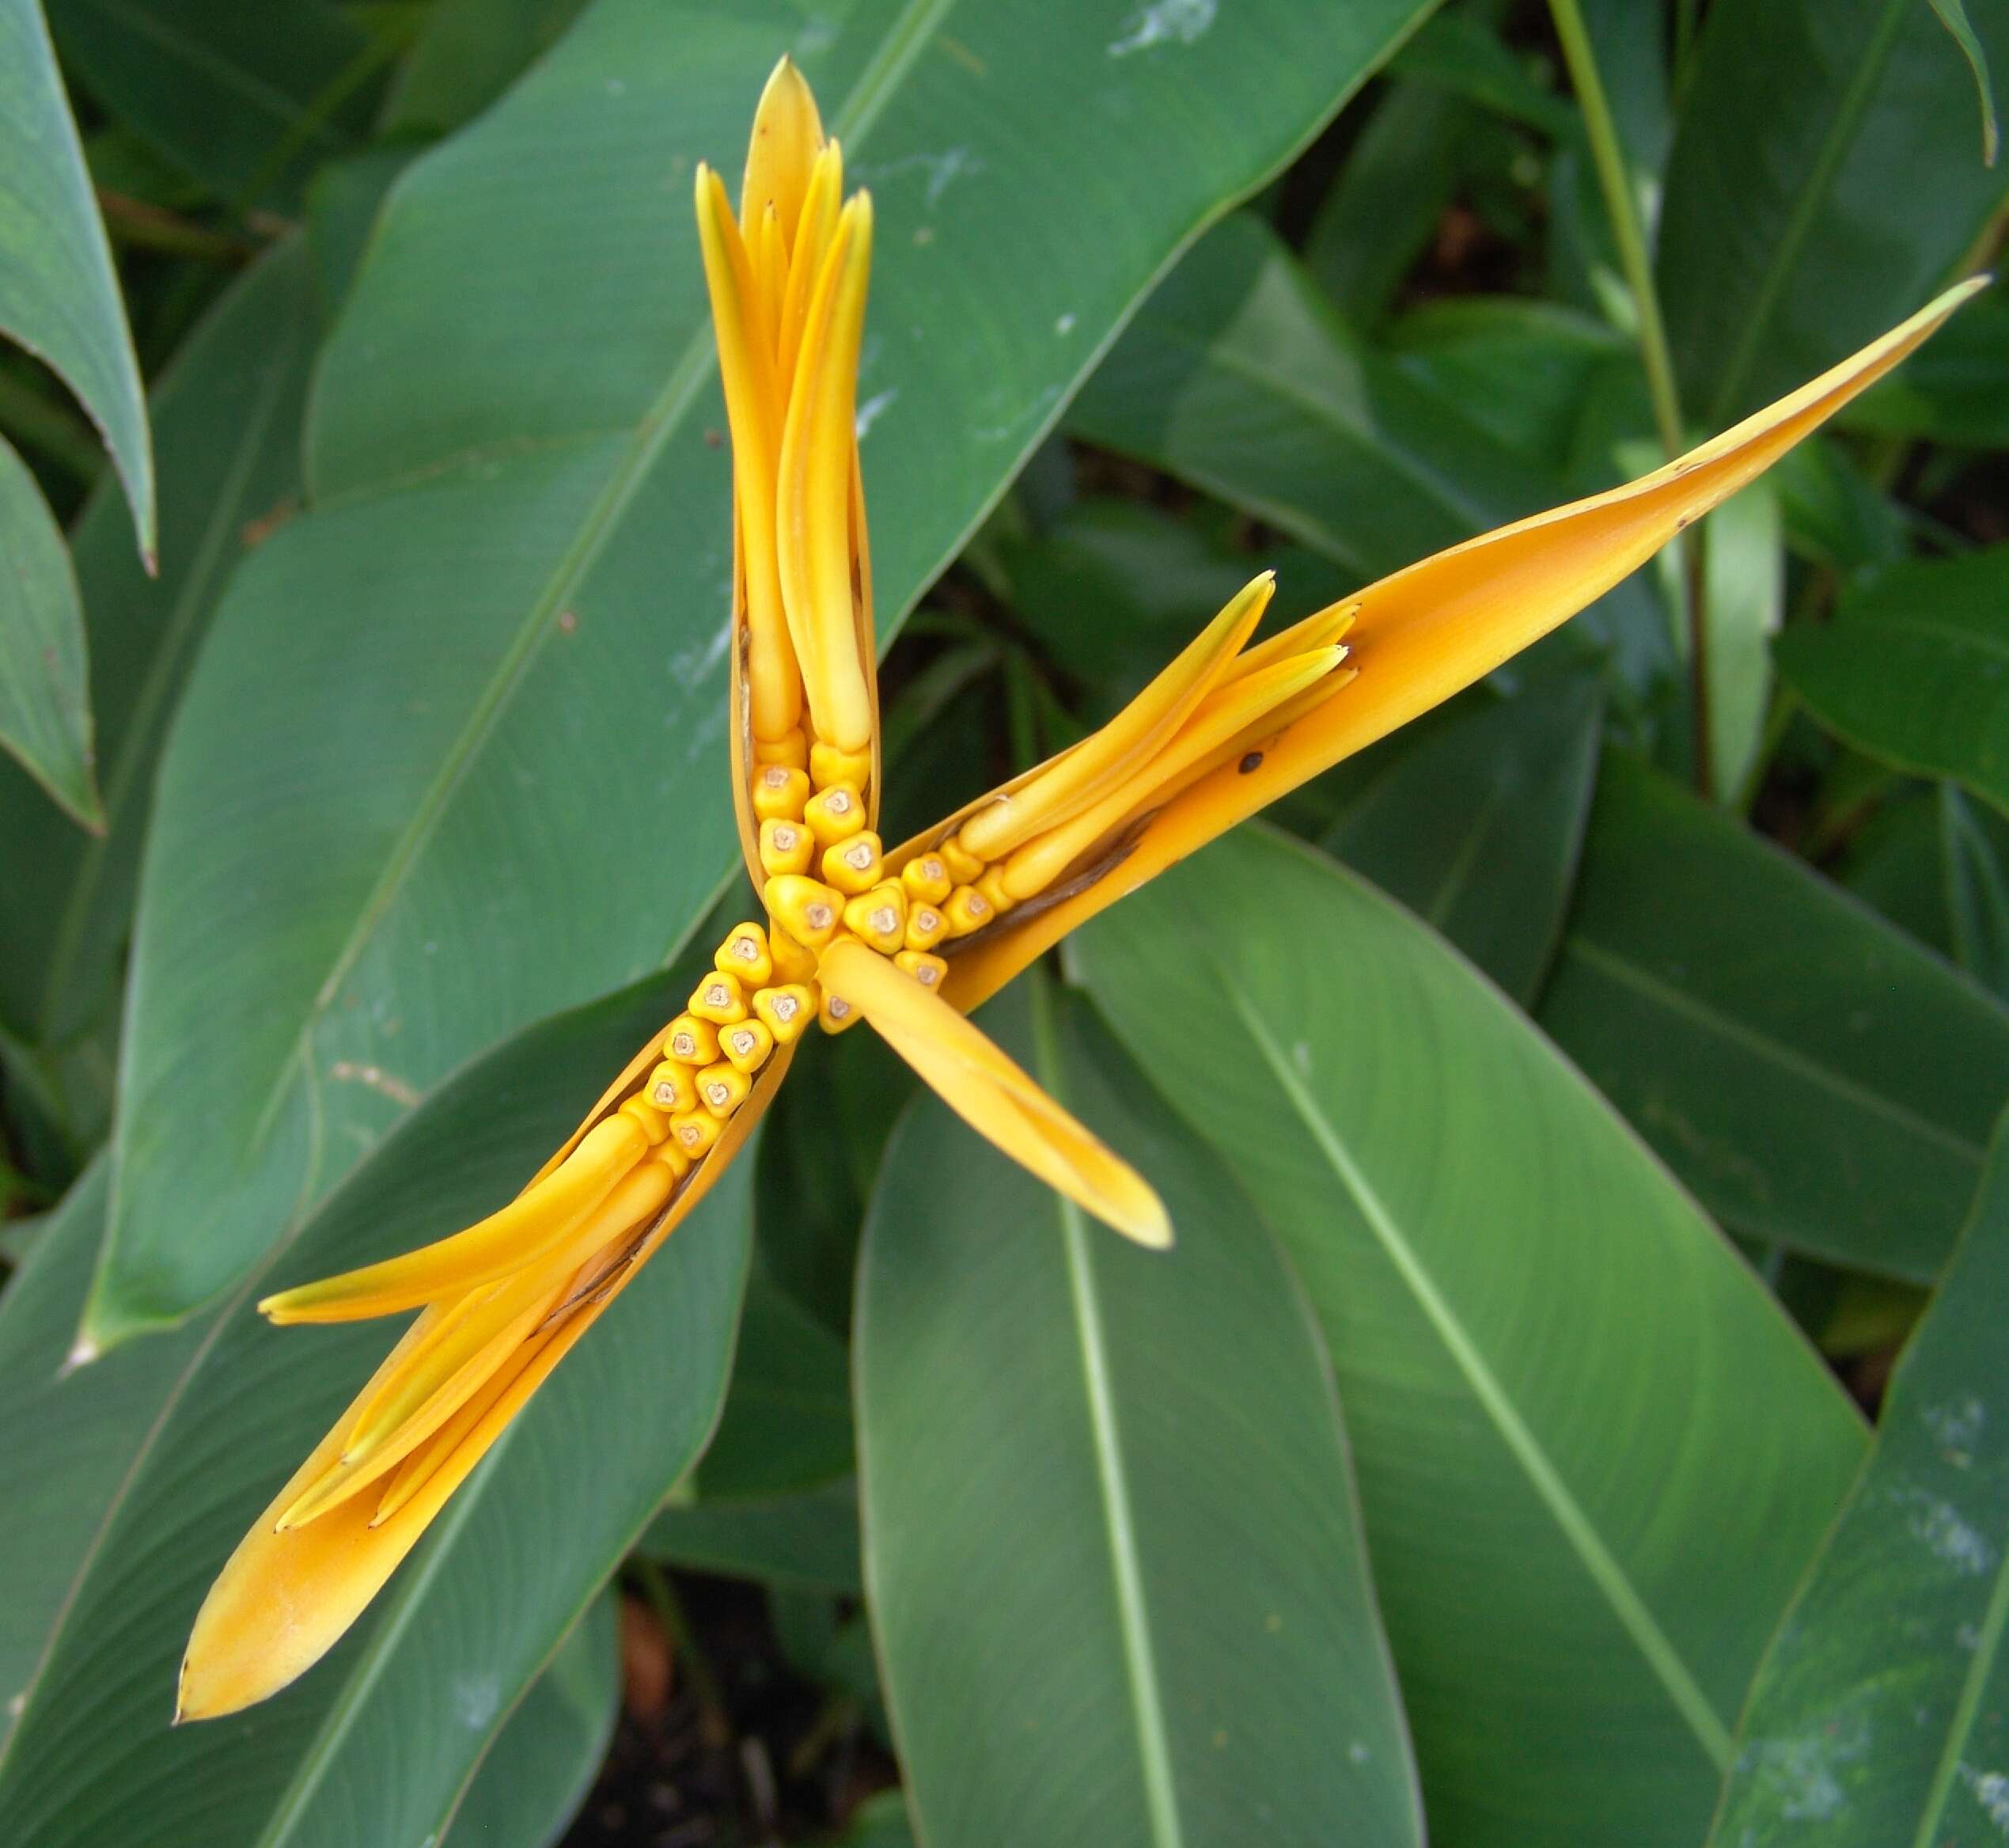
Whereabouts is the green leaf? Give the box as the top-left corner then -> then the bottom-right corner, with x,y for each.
452,1591 -> 619,1848
1384,297 -> 1628,472
1710,1114 -> 2009,1846
383,0 -> 593,138
1844,287 -> 2009,446
1074,825 -> 1867,1846
646,1474 -> 862,1593
832,1790 -> 916,1848
1067,211 -> 1674,693
1696,476 -> 1782,800
0,435 -> 97,825
0,971 -> 751,1846
1388,6 -> 1578,139
1537,752 -> 2009,1281
44,0 -> 377,208
0,237 -> 318,1104
858,978 -> 1422,1848
1929,0 -> 2001,164
0,0 -> 151,556
692,1273 -> 853,1499
1658,0 -> 2009,424
1945,784 -> 2009,1001
1320,668 -> 1604,1004
1776,545 -> 2009,820
97,0 -> 1435,1341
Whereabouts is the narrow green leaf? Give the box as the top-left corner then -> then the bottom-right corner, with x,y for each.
0,0 -> 151,555
450,1591 -> 619,1848
99,0 -> 1437,1340
1075,825 -> 1867,1846
1776,545 -> 2009,820
1538,752 -> 2009,1281
832,1791 -> 917,1848
1697,476 -> 1782,800
0,436 -> 97,825
44,0 -> 377,208
1321,669 -> 1604,1004
1944,784 -> 2009,1002
0,971 -> 751,1847
859,981 -> 1421,1848
1928,0 -> 2001,164
1658,0 -> 2009,423
0,238 -> 318,1086
1710,1114 -> 2009,1846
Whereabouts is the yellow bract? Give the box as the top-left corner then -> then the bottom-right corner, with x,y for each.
177,49 -> 1987,1728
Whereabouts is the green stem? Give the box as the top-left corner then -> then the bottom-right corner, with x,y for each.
1548,0 -> 1712,795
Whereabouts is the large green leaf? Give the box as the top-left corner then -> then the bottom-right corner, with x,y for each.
1320,668 -> 1604,1005
382,0 -> 593,138
0,970 -> 751,1846
0,238 -> 318,1118
1710,1116 -> 2009,1846
452,1591 -> 619,1848
44,0 -> 377,208
1538,753 -> 2009,1281
1945,785 -> 2009,1004
1776,545 -> 2009,820
0,434 -> 96,825
858,980 -> 1421,1848
646,1474 -> 863,1593
97,0 -> 1434,1343
1075,825 -> 1865,1846
1066,211 -> 1674,692
0,0 -> 151,555
1657,0 -> 2009,424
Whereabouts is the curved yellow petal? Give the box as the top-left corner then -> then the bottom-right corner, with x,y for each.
256,1112 -> 647,1324
777,195 -> 875,755
942,278 -> 1986,1013
954,572 -> 1273,862
178,1048 -> 794,1723
819,939 -> 1169,1247
739,56 -> 823,254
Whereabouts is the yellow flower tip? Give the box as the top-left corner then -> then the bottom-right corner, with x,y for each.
741,55 -> 825,243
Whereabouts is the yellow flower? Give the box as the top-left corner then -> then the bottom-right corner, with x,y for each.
177,55 -> 1981,1721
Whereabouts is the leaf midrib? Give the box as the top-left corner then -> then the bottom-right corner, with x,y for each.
1217,965 -> 1735,1772
1029,980 -> 1185,1848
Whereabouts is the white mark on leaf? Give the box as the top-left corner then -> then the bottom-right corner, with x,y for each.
1892,1484 -> 1995,1574
1056,312 -> 1077,336
1960,1766 -> 2009,1834
1109,0 -> 1216,56
1292,1041 -> 1313,1076
856,388 -> 898,440
856,147 -> 981,208
453,1672 -> 498,1729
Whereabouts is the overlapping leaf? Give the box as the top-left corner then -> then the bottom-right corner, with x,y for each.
1075,826 -> 1865,1846
859,981 -> 1421,1848
0,973 -> 750,1847
1711,1116 -> 2009,1846
1540,753 -> 2009,1281
98,0 -> 1440,1343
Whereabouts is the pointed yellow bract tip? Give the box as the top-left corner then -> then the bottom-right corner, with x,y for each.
741,55 -> 824,245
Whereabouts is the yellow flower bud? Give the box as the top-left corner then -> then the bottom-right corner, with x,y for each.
767,923 -> 819,985
752,764 -> 811,822
942,886 -> 993,937
894,949 -> 948,991
646,1061 -> 697,1114
900,853 -> 951,905
904,902 -> 946,951
753,981 -> 815,1044
697,1061 -> 752,1118
665,1014 -> 720,1065
670,1109 -> 722,1157
805,780 -> 866,846
759,818 -> 813,877
810,739 -> 873,792
715,921 -> 774,987
843,882 -> 906,953
720,1019 -> 775,1073
619,1095 -> 671,1144
821,829 -> 883,894
688,970 -> 749,1025
764,874 -> 843,947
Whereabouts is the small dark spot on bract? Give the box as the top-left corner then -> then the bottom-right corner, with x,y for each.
704,428 -> 723,448
1239,751 -> 1264,774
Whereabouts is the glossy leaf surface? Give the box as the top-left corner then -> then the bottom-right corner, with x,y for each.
859,981 -> 1421,1848
1540,753 -> 2009,1280
1075,826 -> 1865,1846
101,0 -> 1434,1340
1711,1118 -> 2009,1846
0,975 -> 751,1848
